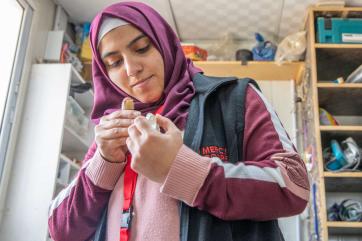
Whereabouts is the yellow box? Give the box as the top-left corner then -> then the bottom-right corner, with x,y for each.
80,37 -> 92,61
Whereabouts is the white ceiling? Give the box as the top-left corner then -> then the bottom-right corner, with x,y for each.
55,0 -> 362,42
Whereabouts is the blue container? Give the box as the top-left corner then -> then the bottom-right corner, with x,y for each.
317,17 -> 362,43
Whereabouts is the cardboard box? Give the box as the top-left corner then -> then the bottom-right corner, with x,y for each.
81,61 -> 92,82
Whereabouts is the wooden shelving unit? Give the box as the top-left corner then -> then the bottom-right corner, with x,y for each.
306,6 -> 362,240
315,43 -> 362,49
324,172 -> 362,178
194,61 -> 305,84
320,126 -> 362,132
317,83 -> 362,88
327,221 -> 362,235
327,221 -> 362,228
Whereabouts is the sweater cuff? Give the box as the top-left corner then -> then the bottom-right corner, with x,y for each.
85,150 -> 125,190
160,145 -> 211,205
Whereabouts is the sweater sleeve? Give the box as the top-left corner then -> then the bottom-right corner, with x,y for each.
48,142 -> 126,241
161,84 -> 310,221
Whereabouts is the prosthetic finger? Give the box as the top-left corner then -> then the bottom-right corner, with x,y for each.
122,97 -> 135,110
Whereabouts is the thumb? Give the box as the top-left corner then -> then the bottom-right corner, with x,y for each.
156,114 -> 175,133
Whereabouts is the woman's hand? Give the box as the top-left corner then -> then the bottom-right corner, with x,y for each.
126,114 -> 183,183
95,110 -> 141,163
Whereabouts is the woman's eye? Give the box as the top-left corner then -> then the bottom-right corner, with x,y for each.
108,60 -> 122,68
136,44 -> 150,54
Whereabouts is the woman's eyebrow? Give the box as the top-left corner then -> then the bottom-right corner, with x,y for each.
101,50 -> 119,59
101,34 -> 147,60
127,34 -> 147,48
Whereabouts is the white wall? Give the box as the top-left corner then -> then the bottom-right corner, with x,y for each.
0,0 -> 55,239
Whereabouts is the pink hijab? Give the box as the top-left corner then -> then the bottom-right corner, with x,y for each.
89,2 -> 202,129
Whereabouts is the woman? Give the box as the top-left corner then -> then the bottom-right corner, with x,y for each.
48,2 -> 309,241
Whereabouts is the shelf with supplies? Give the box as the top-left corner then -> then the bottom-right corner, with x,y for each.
58,65 -> 93,199
62,124 -> 90,161
325,192 -> 362,235
60,153 -> 81,170
315,48 -> 362,83
306,6 -> 362,240
54,153 -> 81,196
70,65 -> 94,114
318,86 -> 362,116
9,63 -> 94,241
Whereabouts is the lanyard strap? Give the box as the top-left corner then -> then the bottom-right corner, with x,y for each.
120,154 -> 137,241
120,106 -> 164,241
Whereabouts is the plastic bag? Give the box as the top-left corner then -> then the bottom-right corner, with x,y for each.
346,64 -> 362,83
252,33 -> 277,61
207,32 -> 238,60
275,31 -> 306,65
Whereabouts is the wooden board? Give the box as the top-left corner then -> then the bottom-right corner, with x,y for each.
194,61 -> 305,84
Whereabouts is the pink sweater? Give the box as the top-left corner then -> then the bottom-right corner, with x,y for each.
48,85 -> 309,241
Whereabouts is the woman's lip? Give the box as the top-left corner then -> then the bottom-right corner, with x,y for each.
132,75 -> 153,88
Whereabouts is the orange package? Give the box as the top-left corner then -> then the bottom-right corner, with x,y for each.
181,44 -> 208,61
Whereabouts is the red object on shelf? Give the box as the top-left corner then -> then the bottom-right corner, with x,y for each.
181,44 -> 208,61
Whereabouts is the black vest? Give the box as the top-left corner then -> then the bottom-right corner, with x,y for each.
93,74 -> 285,241
180,73 -> 285,241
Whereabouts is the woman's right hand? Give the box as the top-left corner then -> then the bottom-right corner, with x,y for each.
95,110 -> 141,163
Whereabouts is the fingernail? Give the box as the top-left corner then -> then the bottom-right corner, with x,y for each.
134,111 -> 141,116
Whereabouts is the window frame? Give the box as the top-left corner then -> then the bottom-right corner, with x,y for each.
0,0 -> 33,193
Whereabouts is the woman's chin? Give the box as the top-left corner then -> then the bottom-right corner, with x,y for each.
138,94 -> 163,104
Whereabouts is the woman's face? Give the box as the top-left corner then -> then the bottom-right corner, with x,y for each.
99,24 -> 165,103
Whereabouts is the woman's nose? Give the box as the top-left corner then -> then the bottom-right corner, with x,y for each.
124,57 -> 142,77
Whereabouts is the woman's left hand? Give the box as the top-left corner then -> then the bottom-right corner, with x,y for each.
126,114 -> 183,183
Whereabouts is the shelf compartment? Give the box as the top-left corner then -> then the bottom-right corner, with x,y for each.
325,176 -> 362,192
326,193 -> 362,235
69,168 -> 79,183
327,222 -> 362,235
71,65 -> 88,85
320,131 -> 362,183
54,182 -> 66,197
62,126 -> 90,160
324,175 -> 362,193
71,65 -> 94,114
56,160 -> 70,187
60,153 -> 81,170
316,48 -> 362,82
320,130 -> 362,150
318,86 -> 362,116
